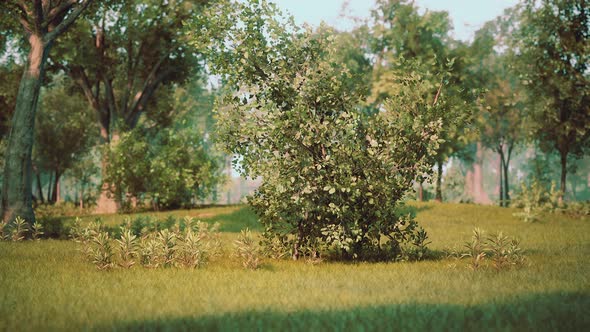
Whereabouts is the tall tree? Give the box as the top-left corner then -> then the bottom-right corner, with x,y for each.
51,0 -> 216,213
472,19 -> 526,206
367,0 -> 474,202
512,0 -> 590,200
1,0 -> 93,224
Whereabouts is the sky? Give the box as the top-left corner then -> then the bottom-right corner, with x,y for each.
271,0 -> 519,41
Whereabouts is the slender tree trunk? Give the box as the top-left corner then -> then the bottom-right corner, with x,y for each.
46,172 -> 53,203
418,182 -> 424,201
52,170 -> 61,203
559,151 -> 567,203
435,161 -> 443,202
497,149 -> 504,207
502,146 -> 512,205
79,183 -> 84,209
34,167 -> 44,204
1,36 -> 50,224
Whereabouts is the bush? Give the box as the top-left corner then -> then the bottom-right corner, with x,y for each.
210,1 -> 443,261
105,127 -> 223,210
511,178 -> 586,222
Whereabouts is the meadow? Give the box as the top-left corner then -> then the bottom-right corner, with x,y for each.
1,202 -> 588,331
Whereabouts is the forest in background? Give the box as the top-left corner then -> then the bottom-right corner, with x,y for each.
0,0 -> 588,220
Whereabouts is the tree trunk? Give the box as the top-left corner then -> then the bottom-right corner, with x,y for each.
46,172 -> 53,203
34,167 -> 44,204
502,149 -> 511,205
51,170 -> 61,203
95,133 -> 120,214
418,182 -> 424,201
50,170 -> 57,203
467,142 -> 492,205
1,35 -> 50,224
559,151 -> 567,203
79,182 -> 84,209
497,150 -> 504,207
435,161 -> 443,202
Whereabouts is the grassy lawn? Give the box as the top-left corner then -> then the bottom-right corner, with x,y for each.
1,202 -> 588,331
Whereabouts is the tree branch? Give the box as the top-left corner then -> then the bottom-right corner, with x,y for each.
43,0 -> 93,43
126,49 -> 172,119
125,68 -> 174,128
43,0 -> 77,30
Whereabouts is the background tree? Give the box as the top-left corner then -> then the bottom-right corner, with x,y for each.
472,20 -> 526,206
35,76 -> 97,204
51,0 -> 217,212
1,0 -> 93,224
512,0 -> 590,200
367,0 -> 474,202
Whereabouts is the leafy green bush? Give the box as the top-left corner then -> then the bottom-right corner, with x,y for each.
208,1 -> 442,261
512,178 -> 571,222
105,127 -> 223,210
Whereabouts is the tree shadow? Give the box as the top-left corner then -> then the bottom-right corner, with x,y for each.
98,292 -> 589,331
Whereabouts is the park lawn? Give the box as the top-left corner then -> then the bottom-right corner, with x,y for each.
0,202 -> 588,331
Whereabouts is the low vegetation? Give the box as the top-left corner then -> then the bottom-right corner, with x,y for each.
1,203 -> 588,331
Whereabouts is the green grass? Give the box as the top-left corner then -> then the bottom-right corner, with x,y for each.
1,202 -> 589,331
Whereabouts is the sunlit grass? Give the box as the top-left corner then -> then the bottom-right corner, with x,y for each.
1,202 -> 588,331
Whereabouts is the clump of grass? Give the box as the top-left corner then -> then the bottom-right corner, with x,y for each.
233,228 -> 262,270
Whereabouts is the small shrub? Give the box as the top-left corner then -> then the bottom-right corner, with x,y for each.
259,231 -> 289,260
458,228 -> 528,271
90,231 -> 114,270
176,228 -> 206,268
234,229 -> 261,270
139,235 -> 161,268
563,201 -> 590,219
155,229 -> 177,268
31,221 -> 44,240
0,219 -> 9,240
512,179 -> 564,222
116,225 -> 138,268
10,216 -> 29,241
462,228 -> 487,270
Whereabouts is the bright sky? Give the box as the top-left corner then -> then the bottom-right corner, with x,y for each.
271,0 -> 519,41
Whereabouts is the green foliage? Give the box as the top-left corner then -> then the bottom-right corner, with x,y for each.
487,231 -> 527,271
31,221 -> 44,240
460,227 -> 527,271
78,216 -> 222,270
115,223 -> 138,268
106,127 -> 223,210
233,228 -> 262,270
90,231 -> 115,271
201,0 -> 441,261
511,0 -> 590,194
35,76 -> 98,203
512,179 -> 563,222
1,203 -> 589,330
462,227 -> 487,270
8,216 -> 28,241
